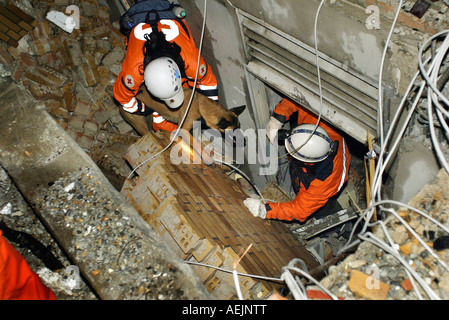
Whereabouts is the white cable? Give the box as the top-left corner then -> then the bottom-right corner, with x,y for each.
420,32 -> 449,174
233,269 -> 244,300
284,0 -> 326,158
377,0 -> 403,149
371,0 -> 403,203
359,232 -> 440,300
127,0 -> 208,180
282,259 -> 339,300
183,260 -> 283,283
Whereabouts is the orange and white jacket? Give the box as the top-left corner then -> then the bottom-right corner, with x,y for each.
113,19 -> 218,114
266,99 -> 351,222
0,230 -> 57,300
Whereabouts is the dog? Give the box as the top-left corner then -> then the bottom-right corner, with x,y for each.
120,86 -> 246,137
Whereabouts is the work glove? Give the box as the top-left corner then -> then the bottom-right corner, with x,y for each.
243,198 -> 267,219
265,116 -> 284,145
134,100 -> 153,116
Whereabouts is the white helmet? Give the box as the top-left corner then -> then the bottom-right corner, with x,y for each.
285,124 -> 333,162
144,57 -> 184,109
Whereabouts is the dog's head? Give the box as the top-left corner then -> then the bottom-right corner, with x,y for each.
214,105 -> 246,132
208,105 -> 246,148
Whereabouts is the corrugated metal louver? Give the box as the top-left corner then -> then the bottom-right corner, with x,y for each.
237,9 -> 380,144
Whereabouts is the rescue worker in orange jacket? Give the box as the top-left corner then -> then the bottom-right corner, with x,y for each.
244,98 -> 351,223
113,11 -> 218,132
0,230 -> 57,300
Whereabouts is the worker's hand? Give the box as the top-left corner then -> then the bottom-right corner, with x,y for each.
265,117 -> 283,144
135,100 -> 152,116
243,198 -> 267,219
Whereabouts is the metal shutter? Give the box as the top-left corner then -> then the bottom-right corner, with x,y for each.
237,9 -> 380,144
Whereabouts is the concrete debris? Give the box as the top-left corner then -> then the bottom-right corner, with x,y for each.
320,169 -> 449,300
46,10 -> 76,33
0,0 -> 136,163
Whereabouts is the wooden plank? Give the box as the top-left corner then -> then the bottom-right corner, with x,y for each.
366,131 -> 377,225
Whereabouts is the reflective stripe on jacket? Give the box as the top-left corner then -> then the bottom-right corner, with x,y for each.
266,98 -> 351,222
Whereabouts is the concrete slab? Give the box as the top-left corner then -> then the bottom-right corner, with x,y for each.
0,81 -> 209,300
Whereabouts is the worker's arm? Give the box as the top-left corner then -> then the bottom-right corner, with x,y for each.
271,98 -> 302,123
113,35 -> 152,116
265,185 -> 332,222
179,37 -> 218,101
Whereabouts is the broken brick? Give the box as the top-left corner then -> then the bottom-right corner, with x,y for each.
29,37 -> 57,56
76,133 -> 94,150
348,270 -> 390,300
30,21 -> 52,41
83,25 -> 111,40
0,45 -> 12,64
83,119 -> 99,137
64,38 -> 83,67
73,99 -> 92,117
93,108 -> 114,126
37,52 -> 65,71
23,65 -> 67,87
23,80 -> 63,101
62,84 -> 75,112
67,115 -> 86,132
401,278 -> 413,291
77,54 -> 101,87
19,53 -> 37,67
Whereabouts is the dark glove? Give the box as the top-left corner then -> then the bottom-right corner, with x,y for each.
134,99 -> 153,116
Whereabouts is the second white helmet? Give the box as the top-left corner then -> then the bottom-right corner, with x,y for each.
144,57 -> 184,109
285,124 -> 333,162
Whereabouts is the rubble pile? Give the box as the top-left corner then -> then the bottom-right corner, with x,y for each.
321,169 -> 449,300
0,0 -> 135,181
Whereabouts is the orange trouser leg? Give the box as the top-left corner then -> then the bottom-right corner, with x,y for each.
0,230 -> 57,300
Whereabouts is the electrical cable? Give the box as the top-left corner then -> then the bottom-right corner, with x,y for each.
279,0 -> 326,160
183,260 -> 283,283
377,0 -> 403,151
212,157 -> 265,201
127,0 -> 209,180
418,31 -> 449,174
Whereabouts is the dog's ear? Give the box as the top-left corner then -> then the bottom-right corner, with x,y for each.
229,105 -> 246,116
